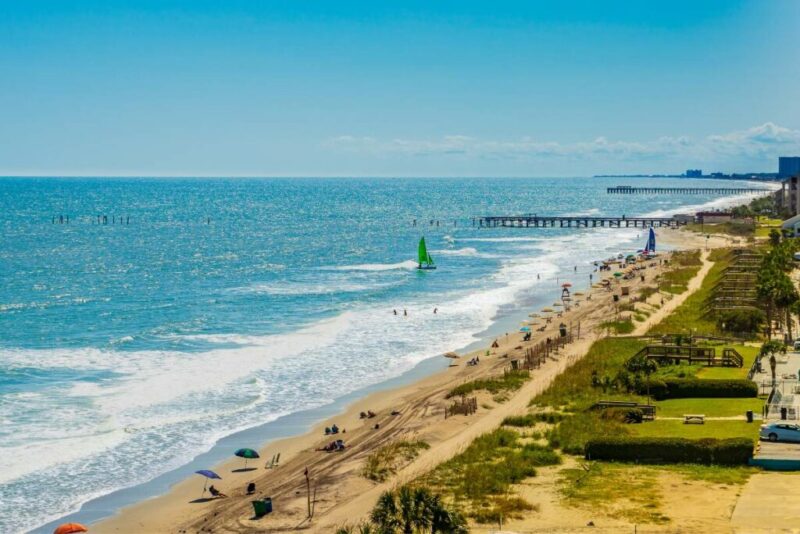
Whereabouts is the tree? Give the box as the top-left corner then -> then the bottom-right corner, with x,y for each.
370,486 -> 467,534
760,340 -> 785,386
770,229 -> 782,246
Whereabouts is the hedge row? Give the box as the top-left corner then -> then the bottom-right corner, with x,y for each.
639,378 -> 757,400
585,436 -> 754,465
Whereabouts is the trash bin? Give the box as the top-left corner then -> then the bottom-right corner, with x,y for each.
252,497 -> 273,518
613,295 -> 619,302
781,407 -> 788,420
746,410 -> 753,423
559,326 -> 567,338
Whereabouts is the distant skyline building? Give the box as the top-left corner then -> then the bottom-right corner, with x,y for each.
685,169 -> 702,177
779,157 -> 800,177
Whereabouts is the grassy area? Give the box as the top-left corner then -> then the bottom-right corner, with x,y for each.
560,462 -> 669,524
362,440 -> 430,482
649,248 -> 732,336
629,420 -> 760,440
653,397 -> 763,417
657,249 -> 704,295
531,337 -> 647,411
421,428 -> 560,523
447,370 -> 529,399
599,319 -> 635,334
684,222 -> 755,238
697,344 -> 759,379
560,461 -> 756,525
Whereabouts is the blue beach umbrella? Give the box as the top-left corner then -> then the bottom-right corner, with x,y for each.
234,448 -> 260,469
195,469 -> 221,496
519,326 -> 531,332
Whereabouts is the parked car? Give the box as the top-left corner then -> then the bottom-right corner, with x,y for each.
760,422 -> 800,443
794,339 -> 800,351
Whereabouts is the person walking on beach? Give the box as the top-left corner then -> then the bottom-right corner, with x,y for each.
403,309 -> 407,317
433,307 -> 438,314
393,309 -> 397,316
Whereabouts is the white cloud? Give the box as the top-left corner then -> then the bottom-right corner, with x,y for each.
324,123 -> 800,165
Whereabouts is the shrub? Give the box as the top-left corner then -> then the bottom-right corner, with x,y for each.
502,414 -> 537,427
717,309 -> 765,334
362,440 -> 430,482
639,378 -> 757,400
447,370 -> 530,398
600,319 -> 635,334
599,407 -> 643,424
585,436 -> 754,465
548,413 -> 628,455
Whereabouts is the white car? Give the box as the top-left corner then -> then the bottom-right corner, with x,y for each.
760,422 -> 800,443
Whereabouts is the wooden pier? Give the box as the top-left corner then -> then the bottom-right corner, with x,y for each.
476,215 -> 685,229
608,185 -> 767,195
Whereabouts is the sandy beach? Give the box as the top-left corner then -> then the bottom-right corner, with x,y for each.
90,228 -> 731,533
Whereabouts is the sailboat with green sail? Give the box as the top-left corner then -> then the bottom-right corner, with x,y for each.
417,237 -> 436,270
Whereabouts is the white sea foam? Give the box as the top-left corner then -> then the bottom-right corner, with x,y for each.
324,260 -> 419,271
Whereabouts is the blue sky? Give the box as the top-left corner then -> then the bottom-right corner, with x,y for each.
1,0 -> 799,177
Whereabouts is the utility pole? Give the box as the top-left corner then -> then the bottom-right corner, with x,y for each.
305,467 -> 311,518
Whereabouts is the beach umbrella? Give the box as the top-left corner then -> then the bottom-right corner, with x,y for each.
519,326 -> 531,332
529,313 -> 541,318
553,302 -> 562,307
541,307 -> 554,313
195,470 -> 222,496
613,272 -> 623,278
561,282 -> 572,288
234,448 -> 260,469
54,524 -> 88,534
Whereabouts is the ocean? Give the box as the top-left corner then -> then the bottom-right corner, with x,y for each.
0,176 -> 767,532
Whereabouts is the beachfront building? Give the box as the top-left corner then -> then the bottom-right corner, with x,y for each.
696,211 -> 733,224
781,213 -> 800,237
779,157 -> 800,178
685,169 -> 702,177
778,175 -> 800,217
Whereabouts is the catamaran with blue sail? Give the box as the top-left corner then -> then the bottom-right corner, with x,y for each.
417,237 -> 436,270
642,227 -> 657,258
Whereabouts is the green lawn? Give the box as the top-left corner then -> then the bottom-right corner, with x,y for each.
629,419 -> 760,440
697,344 -> 759,379
653,398 -> 763,417
649,344 -> 759,381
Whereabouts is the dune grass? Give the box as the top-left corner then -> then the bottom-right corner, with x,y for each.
649,248 -> 732,336
447,370 -> 530,399
362,440 -> 430,482
531,337 -> 647,411
421,428 -> 560,523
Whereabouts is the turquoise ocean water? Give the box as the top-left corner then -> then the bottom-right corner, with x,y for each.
0,177 -> 767,532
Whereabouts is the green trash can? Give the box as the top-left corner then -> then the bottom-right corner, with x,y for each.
252,497 -> 273,518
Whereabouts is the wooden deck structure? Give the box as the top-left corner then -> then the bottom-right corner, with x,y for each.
633,344 -> 744,367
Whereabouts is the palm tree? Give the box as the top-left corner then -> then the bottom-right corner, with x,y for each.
760,340 -> 784,387
368,486 -> 466,534
371,491 -> 400,532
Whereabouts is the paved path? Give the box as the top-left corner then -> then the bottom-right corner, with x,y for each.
731,472 -> 800,532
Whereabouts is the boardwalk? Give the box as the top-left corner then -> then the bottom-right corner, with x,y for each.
608,185 -> 768,194
476,215 -> 685,228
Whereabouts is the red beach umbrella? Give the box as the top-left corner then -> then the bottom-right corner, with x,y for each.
54,524 -> 88,534
561,282 -> 572,288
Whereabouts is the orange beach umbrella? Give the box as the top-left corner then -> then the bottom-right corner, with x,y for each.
54,524 -> 88,534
